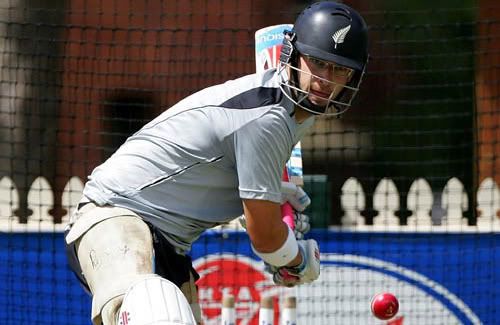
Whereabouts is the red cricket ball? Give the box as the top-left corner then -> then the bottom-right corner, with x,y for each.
371,292 -> 399,320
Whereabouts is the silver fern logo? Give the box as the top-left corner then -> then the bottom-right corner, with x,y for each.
332,25 -> 351,49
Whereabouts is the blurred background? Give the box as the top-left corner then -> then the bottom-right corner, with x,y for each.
0,0 -> 498,324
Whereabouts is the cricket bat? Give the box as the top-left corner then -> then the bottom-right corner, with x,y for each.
255,24 -> 304,230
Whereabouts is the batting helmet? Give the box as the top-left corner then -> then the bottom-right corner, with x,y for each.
278,1 -> 369,116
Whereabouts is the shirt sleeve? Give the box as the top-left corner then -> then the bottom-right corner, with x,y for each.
234,110 -> 293,203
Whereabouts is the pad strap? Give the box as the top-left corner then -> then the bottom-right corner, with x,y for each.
251,226 -> 298,267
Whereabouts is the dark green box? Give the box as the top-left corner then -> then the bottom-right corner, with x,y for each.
303,174 -> 331,228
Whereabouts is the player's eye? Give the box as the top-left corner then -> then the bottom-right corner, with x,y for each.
307,56 -> 329,69
306,56 -> 354,79
333,66 -> 354,78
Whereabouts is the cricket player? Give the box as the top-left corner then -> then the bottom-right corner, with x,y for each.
64,2 -> 369,324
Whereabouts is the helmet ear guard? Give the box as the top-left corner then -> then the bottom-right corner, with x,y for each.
279,30 -> 297,65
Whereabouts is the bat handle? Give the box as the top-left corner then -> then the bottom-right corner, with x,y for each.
281,168 -> 295,230
281,203 -> 295,230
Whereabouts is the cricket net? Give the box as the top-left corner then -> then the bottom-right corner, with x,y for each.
0,0 -> 498,324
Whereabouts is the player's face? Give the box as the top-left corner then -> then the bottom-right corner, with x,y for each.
297,55 -> 354,107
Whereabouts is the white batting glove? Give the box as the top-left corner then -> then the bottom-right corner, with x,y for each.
281,181 -> 311,212
293,212 -> 310,240
271,239 -> 320,287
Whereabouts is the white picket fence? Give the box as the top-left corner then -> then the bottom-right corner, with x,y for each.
0,175 -> 499,232
0,176 -> 83,232
339,176 -> 500,232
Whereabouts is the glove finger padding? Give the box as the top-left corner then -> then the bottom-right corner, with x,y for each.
294,213 -> 310,235
281,182 -> 311,212
294,231 -> 304,240
272,239 -> 320,287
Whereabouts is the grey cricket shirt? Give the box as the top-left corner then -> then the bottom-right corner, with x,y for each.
82,68 -> 314,253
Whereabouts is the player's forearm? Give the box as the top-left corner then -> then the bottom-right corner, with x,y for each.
243,198 -> 303,267
246,215 -> 288,253
247,215 -> 303,268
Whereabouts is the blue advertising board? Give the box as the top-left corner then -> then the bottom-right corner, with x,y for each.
0,230 -> 498,324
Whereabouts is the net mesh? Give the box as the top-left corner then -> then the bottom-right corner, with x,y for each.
0,0 -> 499,324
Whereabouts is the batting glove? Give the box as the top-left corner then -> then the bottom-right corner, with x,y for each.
281,181 -> 311,212
293,212 -> 310,240
271,239 -> 320,287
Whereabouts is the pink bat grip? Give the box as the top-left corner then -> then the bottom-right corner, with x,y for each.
281,203 -> 295,230
281,169 -> 295,230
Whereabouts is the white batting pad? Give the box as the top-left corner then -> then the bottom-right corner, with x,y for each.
118,275 -> 197,325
